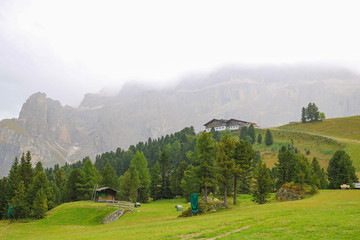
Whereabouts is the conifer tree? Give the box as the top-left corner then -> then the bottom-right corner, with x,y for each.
82,158 -> 99,199
216,134 -> 236,207
170,161 -> 187,196
32,188 -> 48,219
100,163 -> 119,190
130,151 -> 150,202
265,129 -> 273,146
301,107 -> 306,123
311,157 -> 328,189
159,150 -> 172,199
252,159 -> 273,204
257,134 -> 262,144
120,165 -> 140,202
54,168 -> 66,203
194,132 -> 216,202
232,140 -> 255,204
10,180 -> 29,219
275,146 -> 297,188
19,152 -> 33,190
180,165 -> 201,202
247,124 -> 256,144
149,161 -> 162,200
327,150 -> 358,189
239,126 -> 248,140
65,168 -> 87,201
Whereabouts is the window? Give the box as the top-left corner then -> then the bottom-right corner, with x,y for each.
101,193 -> 106,197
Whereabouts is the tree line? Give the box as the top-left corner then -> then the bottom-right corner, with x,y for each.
1,126 -> 358,220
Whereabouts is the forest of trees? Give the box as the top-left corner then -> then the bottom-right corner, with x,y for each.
0,126 -> 358,220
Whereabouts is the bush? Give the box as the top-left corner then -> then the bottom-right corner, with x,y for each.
178,201 -> 223,217
275,182 -> 318,201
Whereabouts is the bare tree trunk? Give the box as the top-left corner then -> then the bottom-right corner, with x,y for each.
223,184 -> 228,207
204,186 -> 208,203
233,175 -> 237,205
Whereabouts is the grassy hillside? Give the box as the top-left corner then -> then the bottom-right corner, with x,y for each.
1,191 -> 359,239
228,116 -> 360,177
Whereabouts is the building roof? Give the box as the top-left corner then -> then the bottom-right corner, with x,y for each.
95,187 -> 118,192
204,118 -> 255,126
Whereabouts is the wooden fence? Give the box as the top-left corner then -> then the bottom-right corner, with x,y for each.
106,200 -> 133,212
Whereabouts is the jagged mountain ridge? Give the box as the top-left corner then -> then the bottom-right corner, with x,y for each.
1,65 -> 360,177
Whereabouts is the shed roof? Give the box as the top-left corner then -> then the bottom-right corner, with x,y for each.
95,187 -> 118,192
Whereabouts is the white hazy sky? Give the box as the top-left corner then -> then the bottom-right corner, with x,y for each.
1,0 -> 360,119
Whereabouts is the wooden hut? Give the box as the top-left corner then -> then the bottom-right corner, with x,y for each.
95,187 -> 118,202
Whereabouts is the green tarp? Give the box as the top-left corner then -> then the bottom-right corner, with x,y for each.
190,193 -> 199,213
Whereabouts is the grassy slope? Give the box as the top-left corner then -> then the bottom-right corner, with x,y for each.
275,115 -> 360,177
1,191 -> 359,239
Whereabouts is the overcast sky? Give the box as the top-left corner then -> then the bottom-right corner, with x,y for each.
1,0 -> 360,119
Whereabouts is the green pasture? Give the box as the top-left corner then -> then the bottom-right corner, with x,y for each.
1,190 -> 359,239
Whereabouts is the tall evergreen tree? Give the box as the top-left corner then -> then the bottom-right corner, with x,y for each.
130,151 -> 150,203
10,180 -> 29,219
159,150 -> 172,199
257,134 -> 262,144
275,146 -> 297,188
232,140 -> 255,204
216,134 -> 236,207
247,124 -> 256,144
120,165 -> 140,202
180,165 -> 201,202
210,127 -> 221,142
54,168 -> 66,203
82,158 -> 99,200
239,126 -> 248,140
295,155 -> 313,189
149,161 -> 162,200
19,152 -> 33,190
265,129 -> 273,146
311,157 -> 328,189
301,107 -> 306,123
327,150 -> 358,189
65,168 -> 87,201
170,161 -> 187,197
100,163 -> 119,190
252,159 -> 273,204
194,132 -> 216,203
32,188 -> 48,219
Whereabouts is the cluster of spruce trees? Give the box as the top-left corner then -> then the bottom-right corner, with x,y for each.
0,152 -> 57,219
301,103 -> 325,123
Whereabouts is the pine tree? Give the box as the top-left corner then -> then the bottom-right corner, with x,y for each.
130,151 -> 150,203
170,161 -> 187,197
19,152 -> 33,190
149,162 -> 162,200
180,165 -> 201,202
216,134 -> 236,207
54,168 -> 66,203
247,124 -> 256,144
265,129 -> 273,146
257,134 -> 262,144
159,150 -> 172,199
327,150 -> 358,189
65,168 -> 87,201
239,126 -> 248,140
194,132 -> 216,203
120,165 -> 140,202
232,140 -> 255,204
82,158 -> 99,200
311,157 -> 328,189
32,188 -> 48,219
252,159 -> 273,204
301,107 -> 306,123
101,163 -> 119,190
275,146 -> 297,188
10,180 -> 29,219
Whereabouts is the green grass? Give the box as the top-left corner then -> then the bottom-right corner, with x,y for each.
1,191 -> 360,239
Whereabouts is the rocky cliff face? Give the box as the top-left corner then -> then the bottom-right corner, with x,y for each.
1,65 -> 360,177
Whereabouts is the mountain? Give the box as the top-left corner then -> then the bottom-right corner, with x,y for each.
1,65 -> 360,176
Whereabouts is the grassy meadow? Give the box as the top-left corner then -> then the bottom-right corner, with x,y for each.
229,116 -> 360,177
1,190 -> 359,239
